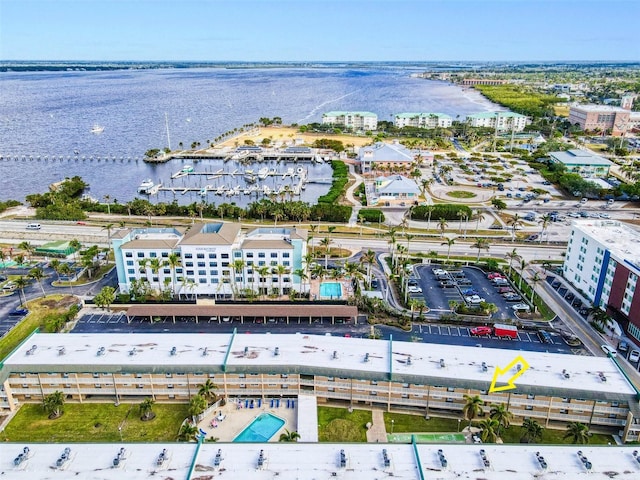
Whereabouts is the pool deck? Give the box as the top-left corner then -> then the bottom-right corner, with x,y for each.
197,398 -> 297,442
310,278 -> 354,300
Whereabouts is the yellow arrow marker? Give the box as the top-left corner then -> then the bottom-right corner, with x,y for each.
489,355 -> 530,393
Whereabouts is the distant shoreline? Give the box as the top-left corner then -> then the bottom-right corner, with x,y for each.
2,60 -> 639,73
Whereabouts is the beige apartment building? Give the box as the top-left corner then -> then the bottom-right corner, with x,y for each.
2,333 -> 640,442
569,104 -> 631,135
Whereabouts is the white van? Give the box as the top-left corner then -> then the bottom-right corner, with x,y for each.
26,223 -> 41,230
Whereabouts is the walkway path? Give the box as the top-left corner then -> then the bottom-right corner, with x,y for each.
345,163 -> 364,226
366,409 -> 388,443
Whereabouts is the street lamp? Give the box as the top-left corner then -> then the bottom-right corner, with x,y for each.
457,418 -> 461,432
391,419 -> 395,434
118,426 -> 123,442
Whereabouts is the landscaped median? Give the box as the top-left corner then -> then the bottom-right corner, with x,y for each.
0,295 -> 79,362
2,403 -> 190,442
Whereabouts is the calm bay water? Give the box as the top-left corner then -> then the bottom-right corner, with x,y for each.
0,67 -> 499,205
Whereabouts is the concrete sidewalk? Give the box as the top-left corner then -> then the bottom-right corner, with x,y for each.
366,409 -> 388,443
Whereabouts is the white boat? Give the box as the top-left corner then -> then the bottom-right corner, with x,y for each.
138,179 -> 154,193
215,185 -> 226,195
244,173 -> 257,183
199,187 -> 208,197
296,166 -> 305,176
258,167 -> 269,180
181,165 -> 194,173
262,185 -> 271,195
91,124 -> 104,134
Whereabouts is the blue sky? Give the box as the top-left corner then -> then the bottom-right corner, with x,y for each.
1,0 -> 638,61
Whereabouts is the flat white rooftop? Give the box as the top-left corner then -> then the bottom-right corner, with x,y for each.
572,220 -> 640,274
4,333 -> 637,399
2,443 -> 640,479
571,104 -> 629,113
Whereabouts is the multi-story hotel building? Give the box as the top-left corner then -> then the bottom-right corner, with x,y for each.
321,111 -> 378,131
112,223 -> 308,298
2,333 -> 639,442
465,111 -> 529,132
563,221 -> 640,346
569,104 -> 631,135
393,112 -> 453,129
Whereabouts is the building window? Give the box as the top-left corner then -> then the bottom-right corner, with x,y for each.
209,262 -> 218,267
137,252 -> 144,258
198,262 -> 205,267
184,253 -> 193,259
197,253 -> 205,259
246,252 -> 254,258
283,252 -> 290,258
185,262 -> 194,267
126,260 -> 134,266
221,253 -> 229,259
258,252 -> 266,258
125,252 -> 133,258
234,251 -> 242,258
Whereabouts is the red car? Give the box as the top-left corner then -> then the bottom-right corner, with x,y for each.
470,326 -> 492,336
497,287 -> 513,294
487,273 -> 504,280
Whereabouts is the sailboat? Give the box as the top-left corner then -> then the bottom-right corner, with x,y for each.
91,124 -> 104,134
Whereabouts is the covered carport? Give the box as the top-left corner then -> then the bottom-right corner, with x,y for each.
125,304 -> 358,325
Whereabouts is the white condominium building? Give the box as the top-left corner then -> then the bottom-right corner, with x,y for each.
394,112 -> 453,129
112,223 -> 308,298
465,111 -> 529,132
322,111 -> 378,131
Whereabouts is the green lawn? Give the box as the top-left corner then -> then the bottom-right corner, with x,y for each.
317,406 -> 371,442
384,412 -> 613,445
500,425 -> 613,445
2,403 -> 191,443
446,190 -> 477,199
384,412 -> 462,434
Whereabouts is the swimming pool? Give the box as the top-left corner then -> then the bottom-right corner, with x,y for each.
233,413 -> 285,443
320,282 -> 342,298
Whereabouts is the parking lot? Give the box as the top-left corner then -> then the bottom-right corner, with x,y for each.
413,265 -> 527,321
73,311 -> 580,355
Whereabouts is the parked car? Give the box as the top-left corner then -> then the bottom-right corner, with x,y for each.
497,287 -> 513,294
512,303 -> 531,312
492,278 -> 509,286
371,278 -> 379,289
629,350 -> 640,363
470,326 -> 492,336
9,308 -> 28,316
432,268 -> 447,275
465,295 -> 485,304
503,293 -> 522,302
408,285 -> 422,293
525,234 -> 539,242
462,288 -> 479,296
487,273 -> 504,280
538,331 -> 553,344
439,281 -> 456,288
618,341 -> 629,354
601,344 -> 617,357
456,278 -> 472,286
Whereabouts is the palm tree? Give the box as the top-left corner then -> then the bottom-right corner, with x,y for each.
276,264 -> 289,296
43,390 -> 65,419
518,259 -> 528,290
279,429 -> 301,442
177,423 -> 199,442
139,398 -> 155,420
148,257 -> 163,291
231,259 -> 246,298
69,239 -> 82,261
441,237 -> 456,262
529,272 -> 542,306
28,267 -> 47,297
319,237 -> 332,268
423,205 -> 435,231
18,241 -> 35,263
256,265 -> 270,299
489,403 -> 513,438
188,394 -> 208,418
167,252 -> 181,297
457,210 -> 466,232
49,259 -> 61,282
505,248 -> 520,276
520,418 -> 544,443
102,223 -> 115,256
103,194 -> 112,214
361,249 -> 377,288
479,418 -> 500,443
462,394 -> 484,429
474,209 -> 486,232
538,214 -> 552,243
471,238 -> 490,263
563,422 -> 591,444
14,276 -> 30,306
198,379 -> 218,404
294,268 -> 308,298
438,218 -> 448,238
508,213 -> 523,242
